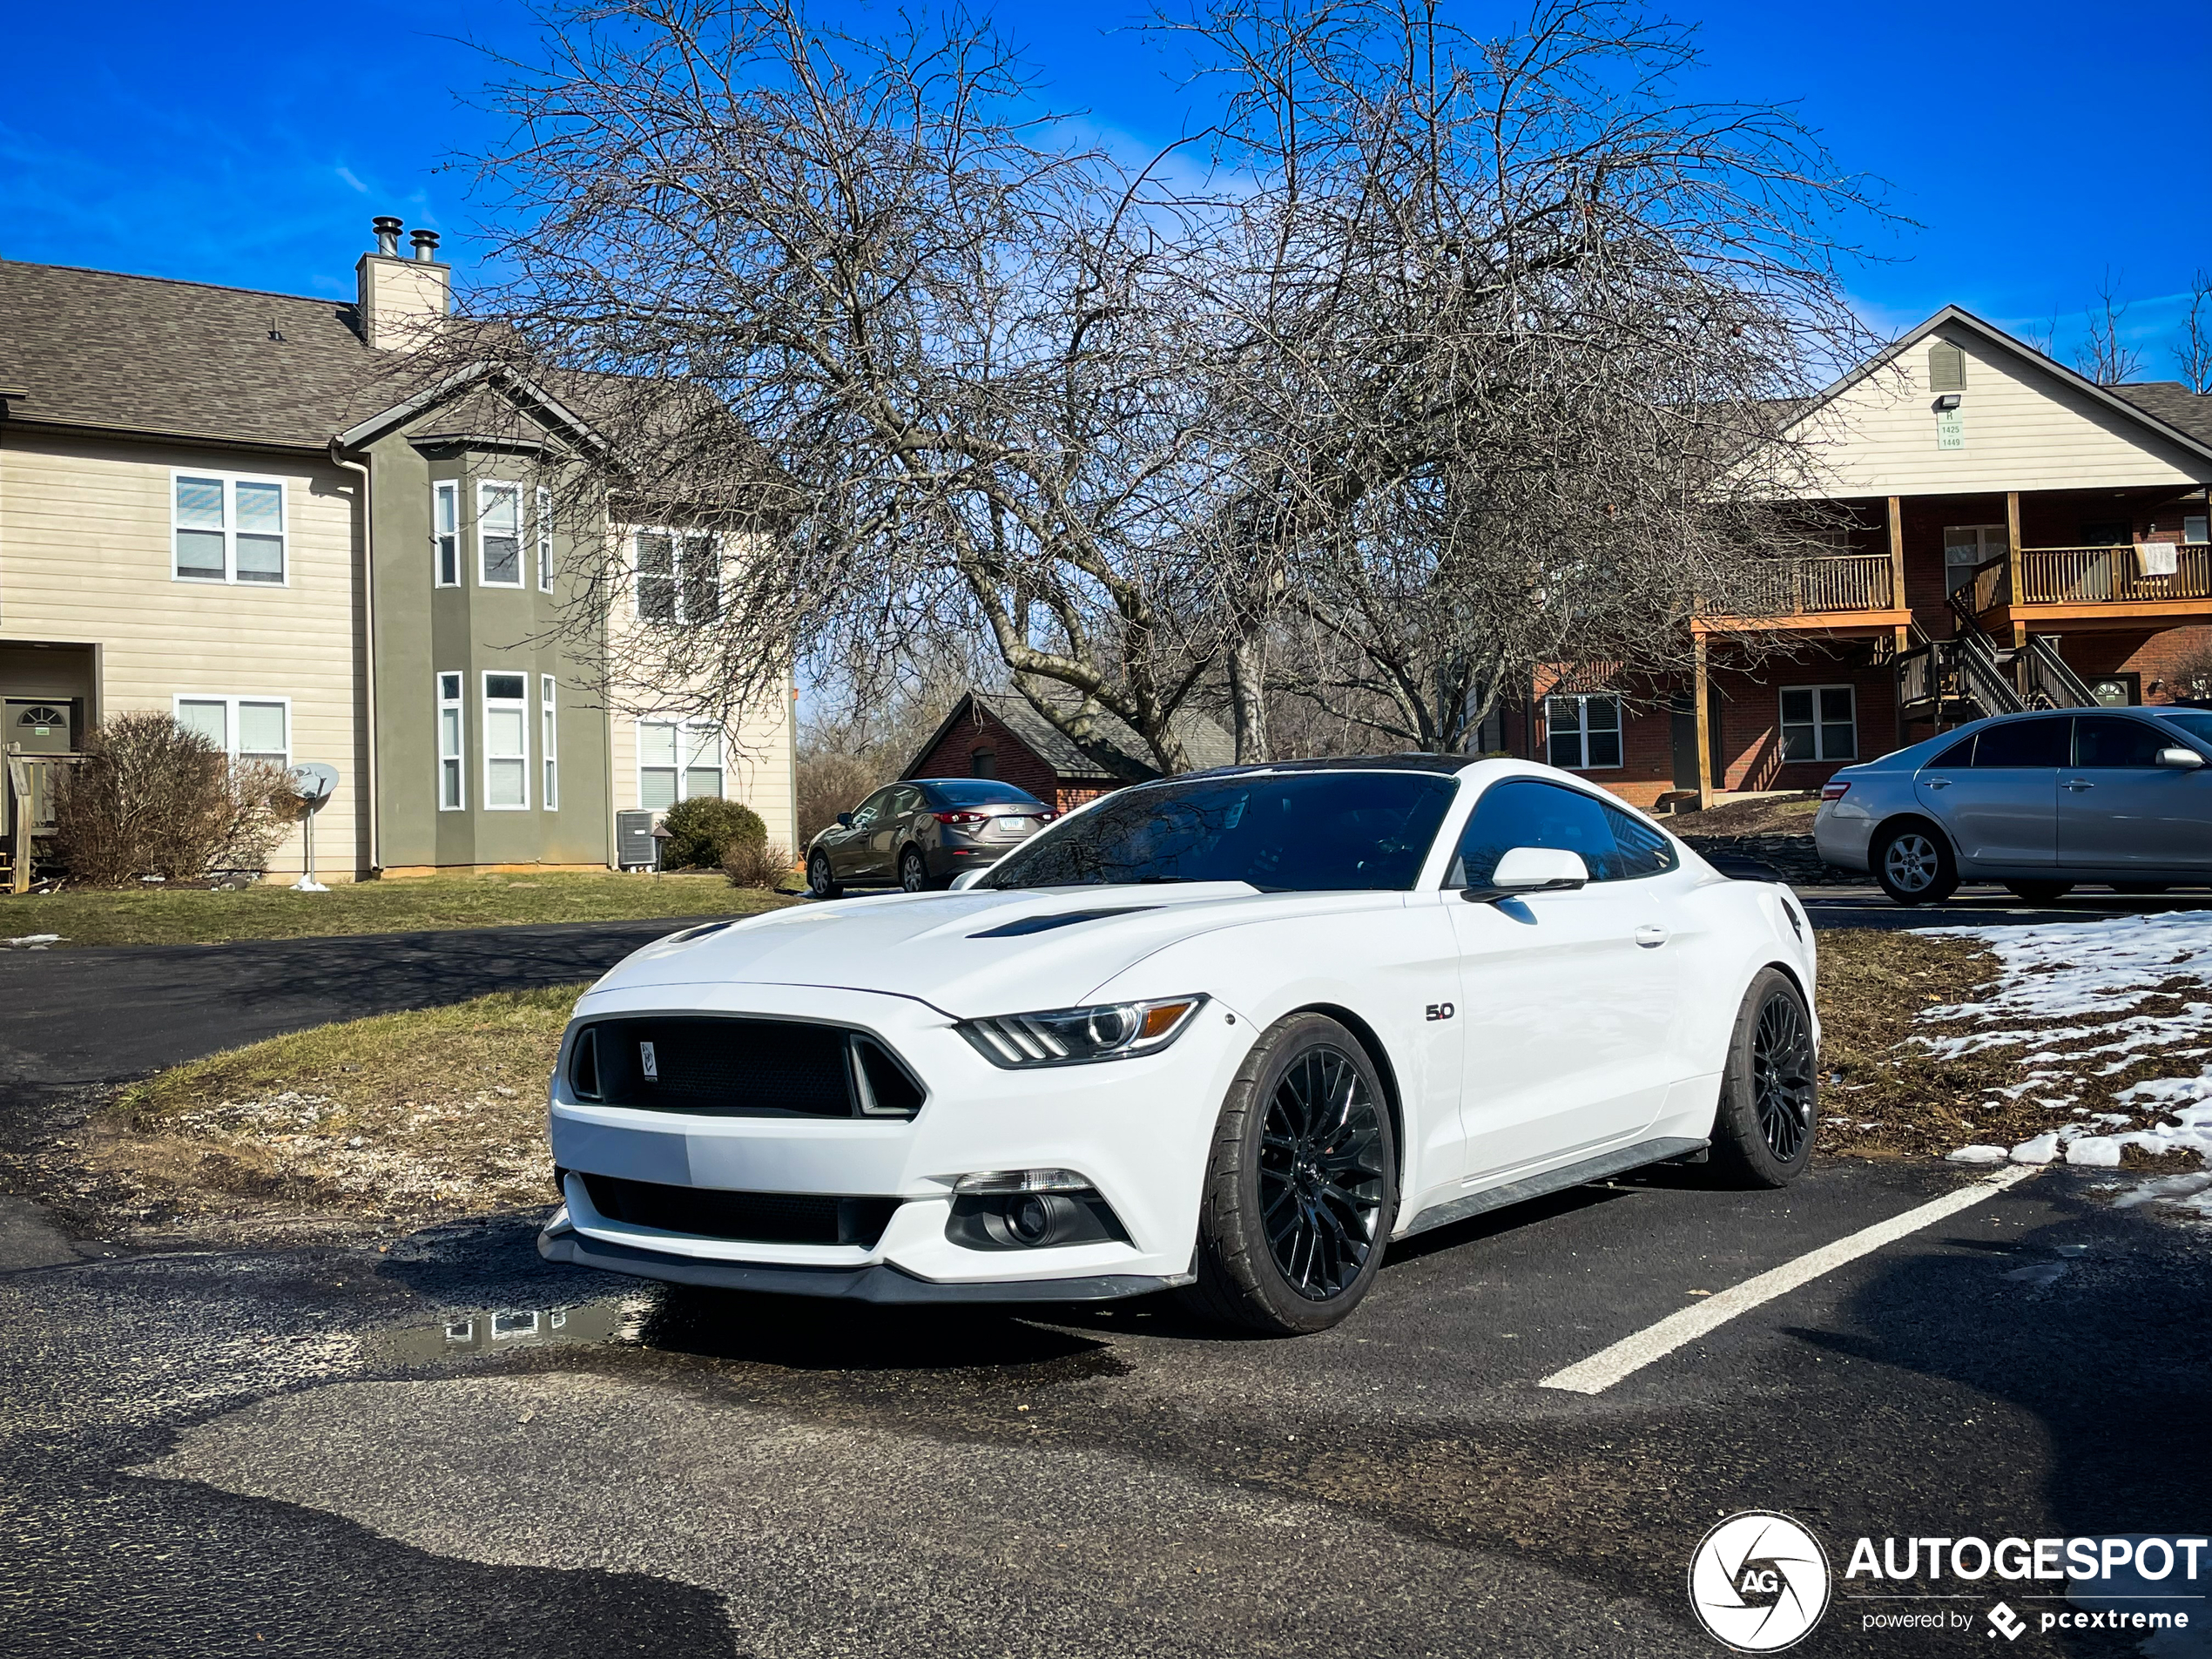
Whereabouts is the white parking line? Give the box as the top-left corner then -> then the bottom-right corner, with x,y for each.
1537,1167 -> 2040,1395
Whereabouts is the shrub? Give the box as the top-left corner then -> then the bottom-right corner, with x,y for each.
722,840 -> 794,890
658,796 -> 765,869
52,711 -> 297,887
797,750 -> 881,844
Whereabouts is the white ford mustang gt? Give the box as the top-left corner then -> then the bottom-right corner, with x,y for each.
539,756 -> 1818,1334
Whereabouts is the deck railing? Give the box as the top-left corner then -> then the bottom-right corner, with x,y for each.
2015,543 -> 2212,605
1734,552 -> 1896,617
4,750 -> 80,893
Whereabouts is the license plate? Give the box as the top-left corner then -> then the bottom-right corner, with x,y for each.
994,817 -> 1033,835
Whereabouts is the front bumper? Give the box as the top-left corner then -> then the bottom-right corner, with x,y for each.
542,980 -> 1248,1292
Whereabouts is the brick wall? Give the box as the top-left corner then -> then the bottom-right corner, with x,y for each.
907,703 -> 1111,813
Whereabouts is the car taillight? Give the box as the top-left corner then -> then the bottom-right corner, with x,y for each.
934,811 -> 988,826
1820,781 -> 1851,802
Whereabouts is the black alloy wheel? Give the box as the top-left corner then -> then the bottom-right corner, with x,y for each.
900,847 -> 929,893
806,850 -> 841,900
1258,1044 -> 1388,1301
1750,989 -> 1817,1163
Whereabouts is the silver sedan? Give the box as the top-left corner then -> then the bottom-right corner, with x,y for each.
1814,706 -> 2212,904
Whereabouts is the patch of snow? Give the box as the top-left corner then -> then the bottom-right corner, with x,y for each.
2008,1132 -> 2060,1164
2113,1171 -> 2212,1212
1946,1144 -> 2009,1163
0,934 -> 63,948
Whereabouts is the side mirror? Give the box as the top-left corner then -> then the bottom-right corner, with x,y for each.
1461,846 -> 1591,904
948,869 -> 986,891
2159,747 -> 2206,770
835,812 -> 855,827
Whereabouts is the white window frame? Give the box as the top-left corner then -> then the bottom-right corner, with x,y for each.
536,487 -> 555,593
477,481 -> 525,589
481,671 -> 530,809
540,675 -> 558,811
1544,693 -> 1622,771
433,482 -> 461,588
629,526 -> 722,624
636,718 -> 726,808
436,671 -> 466,811
172,469 -> 288,587
1780,685 -> 1858,763
171,694 -> 293,766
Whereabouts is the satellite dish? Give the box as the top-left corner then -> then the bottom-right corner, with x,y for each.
287,763 -> 340,812
283,764 -> 340,894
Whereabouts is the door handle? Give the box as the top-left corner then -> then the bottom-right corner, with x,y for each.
1925,778 -> 1951,789
1634,923 -> 1669,948
2063,779 -> 2094,792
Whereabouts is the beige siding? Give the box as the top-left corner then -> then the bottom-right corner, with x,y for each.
0,431 -> 365,879
606,681 -> 799,856
1796,331 -> 2212,496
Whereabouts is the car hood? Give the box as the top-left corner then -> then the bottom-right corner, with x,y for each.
588,884 -> 1407,1017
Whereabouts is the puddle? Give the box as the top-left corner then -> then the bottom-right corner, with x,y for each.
365,1297 -> 649,1366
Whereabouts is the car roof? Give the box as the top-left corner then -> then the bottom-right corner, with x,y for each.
1181,753 -> 1476,780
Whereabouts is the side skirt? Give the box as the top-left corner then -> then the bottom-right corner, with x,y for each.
1399,1136 -> 1710,1240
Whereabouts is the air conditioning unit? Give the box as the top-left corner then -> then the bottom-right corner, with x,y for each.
616,810 -> 660,871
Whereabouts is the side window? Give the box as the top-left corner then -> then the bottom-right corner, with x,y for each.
850,788 -> 892,830
1930,735 -> 1977,769
1972,718 -> 2069,767
1450,779 -> 1623,887
1603,804 -> 1679,879
2074,716 -> 2168,769
887,786 -> 923,819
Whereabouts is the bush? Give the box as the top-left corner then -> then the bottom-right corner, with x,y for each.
52,711 -> 297,887
797,750 -> 881,845
722,840 -> 795,889
658,796 -> 765,869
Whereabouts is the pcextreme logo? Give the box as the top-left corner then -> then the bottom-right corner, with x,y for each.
1689,1512 -> 1833,1652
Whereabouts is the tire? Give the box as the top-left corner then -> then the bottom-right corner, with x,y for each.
1183,1013 -> 1398,1336
2113,882 -> 2170,895
1708,968 -> 1818,1188
2005,880 -> 2074,903
806,850 -> 842,900
1872,821 -> 1959,905
899,846 -> 929,893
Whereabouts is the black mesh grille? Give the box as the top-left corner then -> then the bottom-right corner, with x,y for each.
568,1018 -> 921,1118
579,1174 -> 900,1247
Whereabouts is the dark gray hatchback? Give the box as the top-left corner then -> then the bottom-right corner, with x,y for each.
806,778 -> 1055,897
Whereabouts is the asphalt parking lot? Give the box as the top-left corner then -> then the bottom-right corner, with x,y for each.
2,913 -> 2208,1658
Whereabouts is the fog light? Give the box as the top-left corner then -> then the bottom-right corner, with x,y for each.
1008,1194 -> 1055,1244
954,1168 -> 1091,1195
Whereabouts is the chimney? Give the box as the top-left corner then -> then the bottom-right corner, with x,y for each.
355,215 -> 450,352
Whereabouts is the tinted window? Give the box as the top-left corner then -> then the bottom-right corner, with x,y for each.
1450,779 -> 1677,886
1971,718 -> 2069,768
981,772 -> 1456,893
2074,717 -> 2170,769
849,787 -> 894,828
2154,710 -> 2212,749
1930,736 -> 1977,769
887,786 -> 924,817
927,779 -> 1045,807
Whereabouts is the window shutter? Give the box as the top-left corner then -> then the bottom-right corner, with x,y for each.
1928,341 -> 1966,393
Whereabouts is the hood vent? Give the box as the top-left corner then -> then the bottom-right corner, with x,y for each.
968,907 -> 1159,939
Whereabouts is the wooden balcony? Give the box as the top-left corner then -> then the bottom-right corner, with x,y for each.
1694,552 -> 1909,633
3,748 -> 79,893
1964,543 -> 2212,631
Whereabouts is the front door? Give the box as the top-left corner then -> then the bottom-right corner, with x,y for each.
2062,715 -> 2212,874
1446,778 -> 1678,1180
834,787 -> 895,881
1918,715 -> 2068,870
1943,524 -> 2007,606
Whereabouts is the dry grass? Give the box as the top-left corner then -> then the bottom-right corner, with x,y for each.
80,985 -> 584,1240
1665,791 -> 1822,837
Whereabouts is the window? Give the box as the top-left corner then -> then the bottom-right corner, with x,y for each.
173,472 -> 286,584
536,488 -> 554,592
540,676 -> 558,809
172,695 -> 290,765
1971,716 -> 2070,768
437,672 -> 464,809
479,482 -> 523,586
1449,778 -> 1678,887
2074,716 -> 2168,769
1779,686 -> 1857,762
632,529 -> 720,624
637,718 -> 726,808
1545,694 -> 1622,770
482,672 -> 529,808
2186,513 -> 2209,546
434,482 -> 460,587
971,749 -> 998,779
1943,525 -> 2006,597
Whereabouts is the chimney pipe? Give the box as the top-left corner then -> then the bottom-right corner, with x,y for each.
372,215 -> 402,259
410,228 -> 442,264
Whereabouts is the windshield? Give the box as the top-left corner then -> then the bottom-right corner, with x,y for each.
2153,709 -> 2212,749
927,779 -> 1046,807
979,771 -> 1458,892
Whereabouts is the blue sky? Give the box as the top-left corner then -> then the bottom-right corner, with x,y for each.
6,0 -> 2207,379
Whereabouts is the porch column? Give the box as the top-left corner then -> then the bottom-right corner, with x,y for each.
1886,494 -> 1906,617
2006,490 -> 2027,647
1693,634 -> 1715,811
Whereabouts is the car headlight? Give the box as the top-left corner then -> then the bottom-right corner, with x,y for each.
958,995 -> 1207,1068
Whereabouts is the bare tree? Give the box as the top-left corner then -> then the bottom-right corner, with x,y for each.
2075,270 -> 2145,385
2176,270 -> 2212,395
